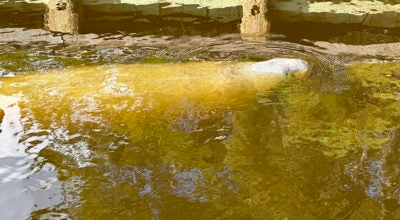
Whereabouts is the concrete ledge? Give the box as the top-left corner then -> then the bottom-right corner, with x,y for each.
270,0 -> 400,28
2,0 -> 400,33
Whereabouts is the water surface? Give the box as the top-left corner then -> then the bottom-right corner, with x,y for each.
0,61 -> 399,219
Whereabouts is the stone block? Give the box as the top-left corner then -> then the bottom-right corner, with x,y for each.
325,12 -> 351,24
302,12 -> 326,23
182,4 -> 207,17
396,13 -> 400,27
349,13 -> 366,24
110,3 -> 137,13
208,6 -> 241,22
382,11 -> 399,28
136,3 -> 159,16
363,11 -> 399,28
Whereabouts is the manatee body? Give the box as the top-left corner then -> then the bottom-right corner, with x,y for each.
0,58 -> 309,110
250,58 -> 309,75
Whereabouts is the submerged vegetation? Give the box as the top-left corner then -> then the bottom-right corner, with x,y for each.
0,52 -> 90,75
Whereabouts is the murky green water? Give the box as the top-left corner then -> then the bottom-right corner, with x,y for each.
0,61 -> 399,219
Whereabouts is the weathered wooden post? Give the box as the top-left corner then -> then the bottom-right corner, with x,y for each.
240,0 -> 270,41
44,0 -> 80,34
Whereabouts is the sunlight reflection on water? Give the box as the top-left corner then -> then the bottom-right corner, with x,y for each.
0,61 -> 399,219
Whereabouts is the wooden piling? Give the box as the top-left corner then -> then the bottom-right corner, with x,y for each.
240,0 -> 270,41
44,0 -> 80,34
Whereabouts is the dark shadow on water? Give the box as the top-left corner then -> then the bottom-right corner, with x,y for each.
270,19 -> 400,45
81,19 -> 240,37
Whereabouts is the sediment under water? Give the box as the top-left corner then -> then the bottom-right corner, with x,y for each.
0,61 -> 399,219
